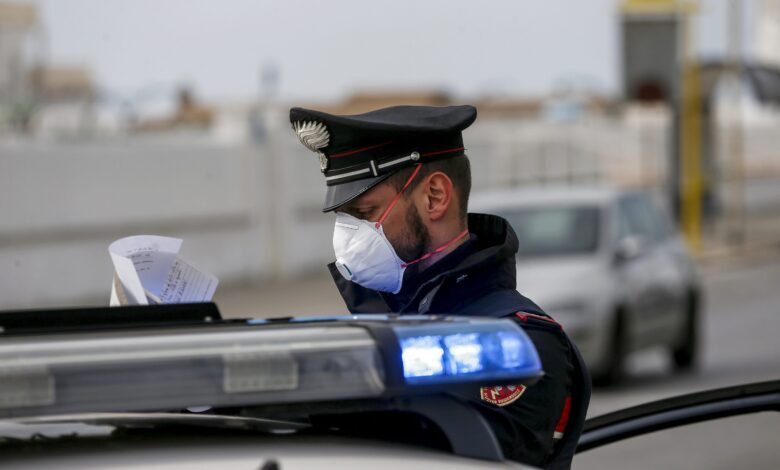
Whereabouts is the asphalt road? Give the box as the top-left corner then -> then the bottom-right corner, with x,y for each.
575,260 -> 780,469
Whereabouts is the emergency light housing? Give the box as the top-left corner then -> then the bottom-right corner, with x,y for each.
396,322 -> 541,384
0,307 -> 542,419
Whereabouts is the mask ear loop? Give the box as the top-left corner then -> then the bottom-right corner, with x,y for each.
375,163 -> 423,229
401,228 -> 470,269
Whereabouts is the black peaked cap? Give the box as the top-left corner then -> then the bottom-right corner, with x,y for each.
289,105 -> 477,212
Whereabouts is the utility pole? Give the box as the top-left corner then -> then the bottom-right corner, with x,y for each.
679,3 -> 703,252
620,0 -> 703,252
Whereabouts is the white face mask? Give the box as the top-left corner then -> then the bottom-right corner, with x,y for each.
333,212 -> 408,294
331,164 -> 470,294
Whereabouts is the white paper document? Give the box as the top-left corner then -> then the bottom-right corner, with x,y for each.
109,235 -> 218,306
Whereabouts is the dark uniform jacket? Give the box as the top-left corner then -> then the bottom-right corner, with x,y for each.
328,213 -> 579,468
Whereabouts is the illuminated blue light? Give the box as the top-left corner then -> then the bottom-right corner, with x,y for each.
395,320 -> 542,385
400,335 -> 445,378
497,332 -> 525,367
481,331 -> 525,369
443,333 -> 483,374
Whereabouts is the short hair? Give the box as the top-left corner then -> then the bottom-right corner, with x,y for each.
385,155 -> 471,221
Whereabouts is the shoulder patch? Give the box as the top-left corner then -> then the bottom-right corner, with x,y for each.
480,384 -> 527,407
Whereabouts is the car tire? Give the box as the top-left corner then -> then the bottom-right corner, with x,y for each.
672,291 -> 699,372
593,309 -> 626,386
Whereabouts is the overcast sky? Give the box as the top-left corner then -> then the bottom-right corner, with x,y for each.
28,0 -> 750,103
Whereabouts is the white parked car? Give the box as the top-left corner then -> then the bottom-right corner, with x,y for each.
470,187 -> 701,384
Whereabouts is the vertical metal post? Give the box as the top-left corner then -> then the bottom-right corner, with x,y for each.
679,8 -> 703,252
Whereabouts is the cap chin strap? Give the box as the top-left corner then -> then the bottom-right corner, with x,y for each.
374,163 -> 470,269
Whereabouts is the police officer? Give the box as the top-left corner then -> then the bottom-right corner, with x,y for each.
290,104 -> 588,468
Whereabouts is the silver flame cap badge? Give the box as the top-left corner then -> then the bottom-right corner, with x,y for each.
293,121 -> 331,172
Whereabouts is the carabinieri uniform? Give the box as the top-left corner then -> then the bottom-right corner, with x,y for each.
290,104 -> 589,468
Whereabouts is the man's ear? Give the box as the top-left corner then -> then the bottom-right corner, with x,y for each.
422,172 -> 454,222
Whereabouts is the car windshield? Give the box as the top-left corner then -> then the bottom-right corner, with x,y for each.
497,205 -> 600,258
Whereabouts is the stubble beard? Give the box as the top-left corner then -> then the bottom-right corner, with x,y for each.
394,203 -> 431,262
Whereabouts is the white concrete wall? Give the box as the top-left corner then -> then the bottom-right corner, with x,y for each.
3,103 -> 777,310
468,109 -> 671,190
1,134 -> 258,308
0,117 -> 341,310
0,109 -> 669,309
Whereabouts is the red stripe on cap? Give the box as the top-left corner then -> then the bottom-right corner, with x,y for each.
332,144 -> 464,160
420,146 -> 465,157
555,396 -> 572,435
329,141 -> 394,159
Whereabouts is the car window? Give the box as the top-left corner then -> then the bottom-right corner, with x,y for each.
497,205 -> 600,257
616,194 -> 662,243
647,195 -> 676,240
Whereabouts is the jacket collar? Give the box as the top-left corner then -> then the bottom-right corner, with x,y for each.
328,213 -> 520,314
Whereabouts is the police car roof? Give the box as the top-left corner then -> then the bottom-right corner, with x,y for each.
469,185 -> 623,212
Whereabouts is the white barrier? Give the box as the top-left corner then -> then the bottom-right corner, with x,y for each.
2,104 -> 778,309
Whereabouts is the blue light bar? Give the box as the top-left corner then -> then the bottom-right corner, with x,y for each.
393,319 -> 542,385
0,316 -> 542,419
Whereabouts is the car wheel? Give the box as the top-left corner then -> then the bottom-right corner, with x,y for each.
593,309 -> 626,386
672,291 -> 699,372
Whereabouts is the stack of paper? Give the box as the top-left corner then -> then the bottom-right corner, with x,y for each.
109,235 -> 218,306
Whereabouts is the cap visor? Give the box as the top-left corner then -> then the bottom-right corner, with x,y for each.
322,174 -> 393,212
